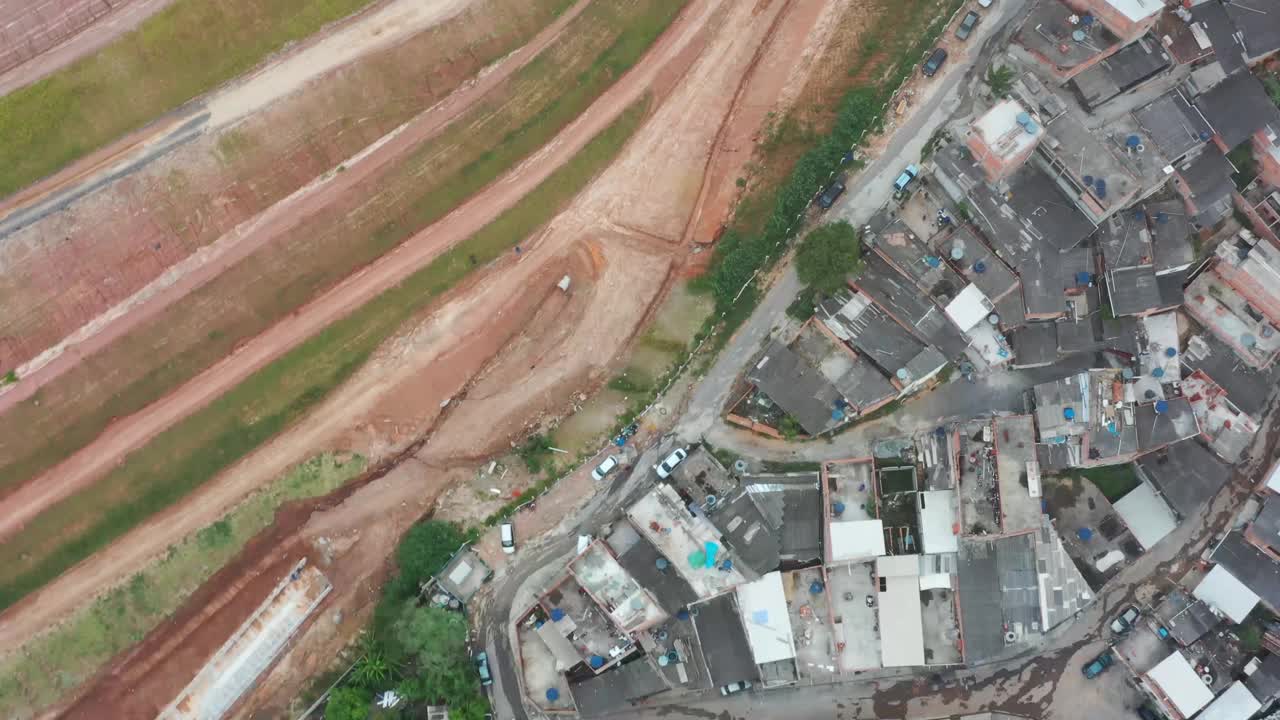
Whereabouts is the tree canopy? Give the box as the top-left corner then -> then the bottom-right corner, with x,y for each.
395,520 -> 465,592
324,686 -> 373,720
795,221 -> 862,293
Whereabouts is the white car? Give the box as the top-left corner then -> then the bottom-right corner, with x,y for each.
500,522 -> 516,554
591,455 -> 619,481
654,448 -> 688,479
979,0 -> 993,7
719,680 -> 752,696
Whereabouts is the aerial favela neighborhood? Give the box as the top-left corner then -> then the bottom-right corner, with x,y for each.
3,0 -> 1280,719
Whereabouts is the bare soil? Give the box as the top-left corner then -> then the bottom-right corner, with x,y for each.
0,0 -> 847,715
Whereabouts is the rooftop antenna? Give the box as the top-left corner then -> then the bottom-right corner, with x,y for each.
1226,1 -> 1268,16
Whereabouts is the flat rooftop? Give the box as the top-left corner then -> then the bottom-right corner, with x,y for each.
877,555 -> 926,668
747,340 -> 845,436
1137,439 -> 1228,520
1182,331 -> 1280,417
1132,89 -> 1211,163
1143,199 -> 1196,274
542,575 -> 631,665
436,547 -> 491,603
1071,35 -> 1170,110
1176,146 -> 1235,227
792,320 -> 896,414
1034,372 -> 1088,440
568,660 -> 668,719
973,99 -> 1044,160
1153,589 -> 1220,647
1017,0 -> 1122,74
855,253 -> 971,360
708,490 -> 781,576
959,419 -> 1000,535
626,485 -> 746,599
691,592 -> 759,687
871,218 -> 968,298
940,226 -> 1020,302
825,560 -> 880,671
957,534 -> 1041,663
1195,71 -> 1280,150
743,473 -> 823,564
572,542 -> 667,633
994,415 -> 1044,535
607,522 -> 699,616
1213,530 -> 1280,611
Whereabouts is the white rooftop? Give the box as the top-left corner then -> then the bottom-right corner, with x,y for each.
876,555 -> 925,667
1147,651 -> 1215,718
1194,565 -> 1260,624
1113,482 -> 1177,550
1198,681 -> 1262,720
972,99 -> 1042,160
735,571 -> 797,665
945,283 -> 996,333
829,519 -> 886,562
1266,457 -> 1280,493
917,490 -> 959,554
1105,0 -> 1162,23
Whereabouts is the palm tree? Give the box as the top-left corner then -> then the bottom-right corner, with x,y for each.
986,65 -> 1015,98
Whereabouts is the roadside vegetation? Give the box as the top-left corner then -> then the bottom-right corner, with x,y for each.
302,520 -> 487,720
694,0 -> 964,344
0,0 -> 687,496
0,454 -> 365,716
0,99 -> 651,613
0,0 -> 382,198
1077,464 -> 1141,502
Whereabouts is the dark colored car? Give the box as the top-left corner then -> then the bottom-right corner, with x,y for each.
818,178 -> 846,209
1082,651 -> 1114,679
475,651 -> 494,686
1137,705 -> 1164,720
956,11 -> 980,40
923,48 -> 948,77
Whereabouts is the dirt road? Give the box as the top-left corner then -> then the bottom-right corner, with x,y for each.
0,0 -> 596,541
0,0 -> 843,715
0,0 -> 724,652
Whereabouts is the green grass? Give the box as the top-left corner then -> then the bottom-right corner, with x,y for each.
0,98 -> 650,613
0,0 -> 381,198
0,0 -> 686,496
1078,464 -> 1141,502
0,454 -> 365,716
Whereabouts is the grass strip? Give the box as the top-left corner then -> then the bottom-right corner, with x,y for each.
0,0 -> 686,492
0,454 -> 365,718
0,0 -> 384,198
0,97 -> 650,612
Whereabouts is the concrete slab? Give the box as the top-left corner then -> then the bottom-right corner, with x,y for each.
825,561 -> 880,672
785,567 -> 838,680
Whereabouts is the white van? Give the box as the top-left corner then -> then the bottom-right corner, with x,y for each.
500,523 -> 516,554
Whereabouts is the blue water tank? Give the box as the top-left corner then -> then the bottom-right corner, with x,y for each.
1023,120 -> 1038,134
1076,271 -> 1092,284
810,581 -> 825,594
833,501 -> 847,516
1166,347 -> 1177,358
1064,407 -> 1076,420
973,260 -> 987,273
1155,400 -> 1169,414
547,688 -> 561,701
1126,135 -> 1141,148
1083,175 -> 1094,186
1078,527 -> 1093,541
1152,367 -> 1165,378
590,656 -> 605,669
677,608 -> 691,621
551,608 -> 566,622
1017,112 -> 1031,125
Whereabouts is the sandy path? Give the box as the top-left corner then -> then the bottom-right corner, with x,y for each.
0,0 -> 724,653
0,0 -> 586,419
0,0 -> 173,97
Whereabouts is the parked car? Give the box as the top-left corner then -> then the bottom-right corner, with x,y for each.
894,164 -> 920,192
1110,605 -> 1141,634
956,10 -> 980,40
591,455 -> 619,481
475,651 -> 494,686
500,522 -> 516,554
654,447 -> 688,479
719,680 -> 753,696
1082,651 -> 1114,679
817,178 -> 846,209
1137,705 -> 1163,720
922,47 -> 948,77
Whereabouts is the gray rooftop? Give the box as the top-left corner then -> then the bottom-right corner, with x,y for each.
1037,442 -> 1077,472
1015,0 -> 1120,74
747,340 -> 844,436
995,289 -> 1028,329
1177,147 -> 1236,227
1010,322 -> 1059,368
1253,495 -> 1280,554
856,252 -> 971,359
708,490 -> 781,576
792,320 -> 897,414
742,473 -> 823,564
609,523 -> 700,615
1071,36 -> 1170,110
569,659 -> 668,718
435,548 -> 492,603
1156,270 -> 1186,310
1133,89 -> 1211,162
957,534 -> 1041,664
1144,200 -> 1196,273
1034,373 -> 1088,440
1192,1 -> 1247,76
1212,530 -> 1280,612
837,293 -> 932,376
1108,264 -> 1164,317
946,226 -> 1020,301
871,219 -> 967,298
1183,331 -> 1280,418
1137,439 -> 1229,520
1096,208 -> 1153,269
1196,71 -> 1280,150
691,593 -> 759,686
1153,589 -> 1221,647
1136,398 -> 1200,449
1226,0 -> 1280,62
1246,654 -> 1280,702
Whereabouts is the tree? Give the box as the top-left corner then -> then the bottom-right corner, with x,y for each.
795,221 -> 862,294
986,65 -> 1015,98
393,603 -> 480,705
324,686 -> 373,720
352,644 -> 392,689
394,520 -> 465,595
